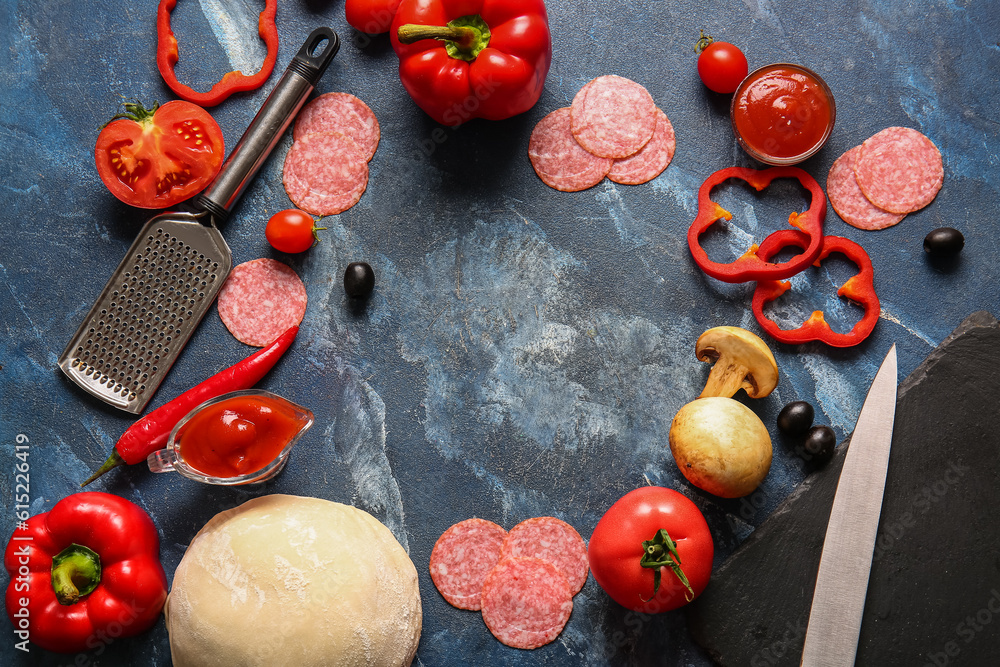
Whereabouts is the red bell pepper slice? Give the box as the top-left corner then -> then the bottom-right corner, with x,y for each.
156,0 -> 279,107
390,0 -> 552,126
751,230 -> 880,347
4,492 -> 168,653
687,166 -> 826,283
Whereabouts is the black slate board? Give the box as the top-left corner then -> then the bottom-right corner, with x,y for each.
687,311 -> 1000,667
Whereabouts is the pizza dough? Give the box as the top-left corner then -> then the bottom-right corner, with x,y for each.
166,495 -> 422,667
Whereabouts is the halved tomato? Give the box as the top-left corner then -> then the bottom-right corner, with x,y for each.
94,100 -> 225,209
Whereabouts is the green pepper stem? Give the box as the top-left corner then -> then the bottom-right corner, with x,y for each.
81,450 -> 127,487
397,24 -> 476,46
397,15 -> 491,63
51,544 -> 102,605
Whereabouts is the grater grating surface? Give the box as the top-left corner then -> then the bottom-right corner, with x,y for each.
58,212 -> 231,413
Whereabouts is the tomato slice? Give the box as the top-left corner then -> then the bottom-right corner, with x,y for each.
94,100 -> 225,209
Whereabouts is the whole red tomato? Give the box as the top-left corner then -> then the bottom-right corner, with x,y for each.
697,41 -> 749,94
266,209 -> 324,253
94,100 -> 225,209
588,486 -> 713,613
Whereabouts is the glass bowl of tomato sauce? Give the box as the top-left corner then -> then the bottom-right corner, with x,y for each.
147,390 -> 314,485
730,63 -> 836,165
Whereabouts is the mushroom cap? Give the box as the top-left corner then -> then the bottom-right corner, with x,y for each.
668,397 -> 773,498
695,326 -> 779,399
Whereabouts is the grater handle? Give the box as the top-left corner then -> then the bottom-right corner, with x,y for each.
193,28 -> 340,220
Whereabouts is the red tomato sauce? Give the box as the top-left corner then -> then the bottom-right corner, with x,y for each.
731,64 -> 835,164
177,395 -> 302,478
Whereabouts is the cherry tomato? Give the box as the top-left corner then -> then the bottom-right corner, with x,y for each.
588,486 -> 713,613
697,41 -> 749,94
94,101 -> 225,209
345,0 -> 404,34
265,209 -> 324,253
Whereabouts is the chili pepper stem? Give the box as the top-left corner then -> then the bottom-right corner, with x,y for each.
81,450 -> 127,487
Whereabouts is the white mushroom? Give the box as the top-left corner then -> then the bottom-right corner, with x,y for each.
668,397 -> 772,498
695,326 -> 778,399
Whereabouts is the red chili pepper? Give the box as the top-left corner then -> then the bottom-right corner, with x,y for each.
751,230 -> 880,347
346,0 -> 404,34
156,0 -> 279,107
687,166 -> 826,283
390,0 -> 552,126
82,326 -> 299,485
3,492 -> 168,653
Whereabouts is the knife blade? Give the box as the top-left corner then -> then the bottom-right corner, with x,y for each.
800,344 -> 898,667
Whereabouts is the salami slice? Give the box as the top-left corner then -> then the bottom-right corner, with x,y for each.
429,518 -> 507,611
500,517 -> 589,595
570,75 -> 658,159
608,108 -> 676,185
854,126 -> 944,214
217,259 -> 307,347
528,108 -> 612,192
827,145 -> 906,230
283,131 -> 369,216
293,93 -> 381,161
480,557 -> 574,650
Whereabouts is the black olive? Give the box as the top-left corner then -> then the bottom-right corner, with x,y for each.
801,425 -> 836,466
777,401 -> 814,436
344,262 -> 375,299
923,228 -> 964,257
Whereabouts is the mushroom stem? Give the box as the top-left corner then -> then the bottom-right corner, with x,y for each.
699,364 -> 752,398
694,326 -> 778,399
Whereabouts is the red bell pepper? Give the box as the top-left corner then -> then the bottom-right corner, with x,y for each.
751,230 -> 880,347
346,0 -> 404,34
687,166 -> 826,283
82,326 -> 299,485
156,0 -> 279,107
390,0 -> 552,126
4,493 -> 168,653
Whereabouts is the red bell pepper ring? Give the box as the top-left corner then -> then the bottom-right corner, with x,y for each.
751,230 -> 880,347
156,0 -> 279,107
4,492 -> 168,653
687,166 -> 826,283
390,0 -> 552,126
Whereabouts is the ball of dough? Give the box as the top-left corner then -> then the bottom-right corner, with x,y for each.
669,397 -> 772,498
166,495 -> 421,667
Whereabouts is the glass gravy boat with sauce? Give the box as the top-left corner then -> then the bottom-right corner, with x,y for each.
147,390 -> 314,485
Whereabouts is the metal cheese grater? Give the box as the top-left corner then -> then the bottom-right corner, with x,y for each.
58,27 -> 339,414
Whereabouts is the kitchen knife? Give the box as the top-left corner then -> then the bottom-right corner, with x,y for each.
800,344 -> 897,667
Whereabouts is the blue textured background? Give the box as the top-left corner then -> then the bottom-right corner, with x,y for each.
1,0 -> 998,665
